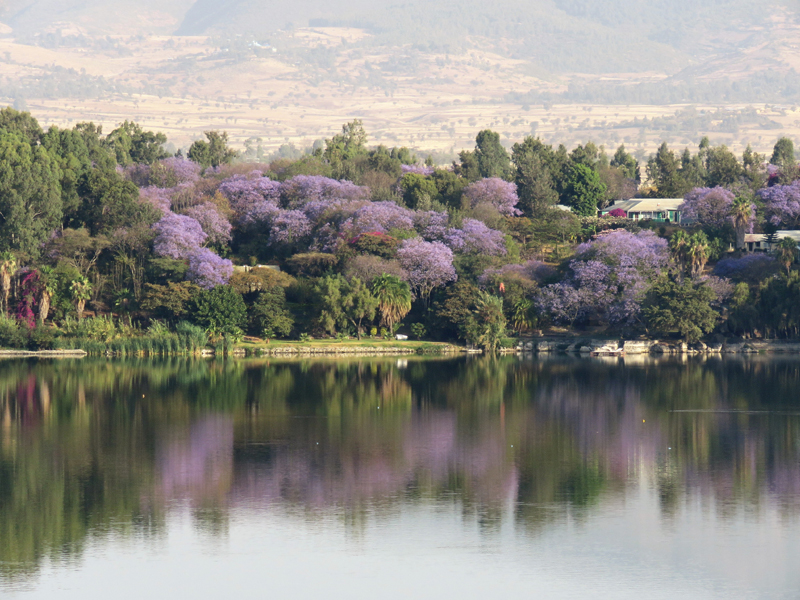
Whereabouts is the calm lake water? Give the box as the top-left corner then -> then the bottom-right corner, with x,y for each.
1,355 -> 799,599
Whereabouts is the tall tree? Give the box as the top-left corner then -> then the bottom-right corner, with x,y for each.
564,163 -> 607,216
474,130 -> 512,180
188,131 -> 238,168
0,131 -> 62,258
372,274 -> 412,331
647,142 -> 686,198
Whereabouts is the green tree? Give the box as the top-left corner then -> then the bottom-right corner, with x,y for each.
564,163 -> 606,216
76,168 -> 157,235
474,130 -> 512,180
688,231 -> 711,278
730,196 -> 753,250
188,131 -> 238,168
611,144 -> 639,181
771,137 -> 795,170
190,286 -> 247,336
469,292 -> 506,351
643,275 -> 718,343
705,145 -> 742,188
647,142 -> 687,198
399,173 -> 440,209
372,274 -> 412,331
69,276 -> 92,320
0,131 -> 62,258
106,121 -> 169,165
249,286 -> 294,338
776,237 -> 798,275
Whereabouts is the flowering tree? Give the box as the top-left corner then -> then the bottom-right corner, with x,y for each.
268,210 -> 313,247
183,203 -> 232,246
463,178 -> 521,216
152,212 -> 207,259
139,186 -> 172,215
414,211 -> 450,241
758,180 -> 800,228
218,175 -> 281,225
680,187 -> 735,228
539,230 -> 669,325
186,248 -> 233,289
342,201 -> 415,235
397,238 -> 457,301
444,219 -> 507,256
280,175 -> 369,209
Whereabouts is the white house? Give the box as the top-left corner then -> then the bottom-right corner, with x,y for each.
600,198 -> 684,223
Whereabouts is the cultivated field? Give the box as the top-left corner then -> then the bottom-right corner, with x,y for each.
3,28 -> 800,160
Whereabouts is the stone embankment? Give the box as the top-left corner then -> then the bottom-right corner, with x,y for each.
255,345 -> 461,356
0,349 -> 87,357
518,339 -> 800,355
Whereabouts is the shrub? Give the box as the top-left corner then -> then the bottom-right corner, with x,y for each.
410,323 -> 427,339
0,315 -> 26,348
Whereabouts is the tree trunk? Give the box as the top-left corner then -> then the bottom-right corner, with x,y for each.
77,299 -> 86,320
39,291 -> 51,324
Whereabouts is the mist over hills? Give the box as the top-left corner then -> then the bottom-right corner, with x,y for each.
1,0 -> 793,75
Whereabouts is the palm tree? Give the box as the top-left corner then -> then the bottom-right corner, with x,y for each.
688,231 -> 710,278
669,230 -> 690,275
70,276 -> 92,320
512,297 -> 535,334
776,237 -> 798,275
37,267 -> 56,324
731,196 -> 753,250
371,274 -> 412,332
473,292 -> 506,352
0,252 -> 16,315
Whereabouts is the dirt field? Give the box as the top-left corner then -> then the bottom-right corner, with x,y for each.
3,30 -> 800,160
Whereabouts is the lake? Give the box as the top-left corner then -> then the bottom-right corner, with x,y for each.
1,355 -> 799,599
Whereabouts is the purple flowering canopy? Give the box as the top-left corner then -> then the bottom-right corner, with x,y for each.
463,178 -> 521,217
280,175 -> 370,209
218,175 -> 282,226
268,210 -> 313,247
183,203 -> 232,246
758,180 -> 800,228
152,212 -> 207,259
539,230 -> 669,325
139,186 -> 172,215
342,201 -> 415,236
444,218 -> 507,256
414,211 -> 450,242
397,238 -> 457,300
186,248 -> 234,289
680,187 -> 735,228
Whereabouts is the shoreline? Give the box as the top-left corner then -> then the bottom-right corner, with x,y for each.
520,339 -> 800,355
0,349 -> 88,358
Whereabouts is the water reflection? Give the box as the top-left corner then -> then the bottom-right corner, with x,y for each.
0,355 -> 799,590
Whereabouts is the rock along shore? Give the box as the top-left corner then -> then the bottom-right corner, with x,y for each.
518,339 -> 800,355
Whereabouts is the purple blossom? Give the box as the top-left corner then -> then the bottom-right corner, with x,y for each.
414,211 -> 450,241
697,275 -> 734,307
397,238 -> 457,299
463,178 -> 521,217
157,157 -> 202,185
280,175 -> 370,209
713,254 -> 779,282
758,180 -> 800,228
540,230 -> 669,325
152,212 -> 207,259
183,203 -> 232,246
444,218 -> 507,256
139,186 -> 172,215
401,164 -> 435,176
186,248 -> 233,289
680,187 -> 735,228
341,202 -> 415,235
218,175 -> 282,226
269,210 -> 313,246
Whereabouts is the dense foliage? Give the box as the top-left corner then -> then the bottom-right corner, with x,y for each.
1,108 -> 800,350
